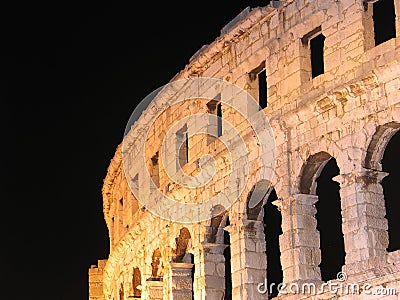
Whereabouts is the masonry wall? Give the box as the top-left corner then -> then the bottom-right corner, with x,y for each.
89,260 -> 107,300
91,0 -> 400,299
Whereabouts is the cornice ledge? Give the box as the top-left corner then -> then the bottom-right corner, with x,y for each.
280,72 -> 380,125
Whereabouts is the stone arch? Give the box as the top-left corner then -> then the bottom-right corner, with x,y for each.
241,180 -> 279,297
290,132 -> 349,195
380,128 -> 400,252
132,267 -> 141,298
262,188 -> 283,299
362,121 -> 400,252
223,216 -> 232,300
364,121 -> 400,170
151,248 -> 163,279
246,179 -> 272,220
296,152 -> 346,282
202,205 -> 232,299
170,227 -> 195,300
299,151 -> 332,194
206,204 -> 229,244
314,158 -> 345,281
172,227 -> 192,263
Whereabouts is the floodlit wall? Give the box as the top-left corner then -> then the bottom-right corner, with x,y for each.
91,0 -> 400,299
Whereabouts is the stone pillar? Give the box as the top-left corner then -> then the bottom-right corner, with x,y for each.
227,219 -> 267,300
334,169 -> 389,277
171,262 -> 194,300
146,279 -> 164,300
88,259 -> 107,300
280,194 -> 322,284
201,243 -> 227,300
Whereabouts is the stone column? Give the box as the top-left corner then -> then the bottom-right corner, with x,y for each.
280,194 -> 322,284
334,169 -> 389,277
227,219 -> 267,300
201,243 -> 227,300
146,279 -> 164,300
170,262 -> 194,300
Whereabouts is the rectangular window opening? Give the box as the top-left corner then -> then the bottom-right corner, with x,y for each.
185,132 -> 189,160
131,174 -> 140,214
373,0 -> 396,46
249,61 -> 267,109
217,102 -> 222,137
118,198 -> 124,233
207,95 -> 222,144
310,33 -> 325,78
176,124 -> 188,169
150,152 -> 160,188
258,70 -> 267,109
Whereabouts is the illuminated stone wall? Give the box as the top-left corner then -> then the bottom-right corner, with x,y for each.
90,0 -> 400,299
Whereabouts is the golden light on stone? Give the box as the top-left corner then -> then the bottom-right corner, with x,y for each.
89,0 -> 400,299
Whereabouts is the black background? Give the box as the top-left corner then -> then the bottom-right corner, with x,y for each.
1,1 -> 270,299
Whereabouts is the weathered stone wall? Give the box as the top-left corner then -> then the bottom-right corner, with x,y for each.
89,259 -> 107,300
91,0 -> 400,299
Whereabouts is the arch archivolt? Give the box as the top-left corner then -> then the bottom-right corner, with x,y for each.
244,179 -> 279,221
204,205 -> 230,244
291,137 -> 347,195
364,121 -> 400,171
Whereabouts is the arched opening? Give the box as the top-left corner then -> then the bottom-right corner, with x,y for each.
150,152 -> 160,189
246,179 -> 271,220
263,189 -> 283,299
224,217 -> 232,300
207,205 -> 226,244
205,206 -> 232,299
119,283 -> 124,300
381,130 -> 400,252
300,151 -> 332,194
365,122 -> 400,170
315,158 -> 345,281
132,267 -> 141,298
246,181 -> 282,297
171,228 -> 194,299
172,227 -> 192,262
151,249 -> 163,279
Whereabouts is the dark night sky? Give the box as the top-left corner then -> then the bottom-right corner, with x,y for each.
1,2 -> 270,299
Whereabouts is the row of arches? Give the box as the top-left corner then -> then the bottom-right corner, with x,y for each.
299,127 -> 400,254
240,124 -> 400,297
114,123 -> 400,299
117,228 -> 195,299
119,268 -> 142,299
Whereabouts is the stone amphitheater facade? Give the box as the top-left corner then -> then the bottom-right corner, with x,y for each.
89,0 -> 400,299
